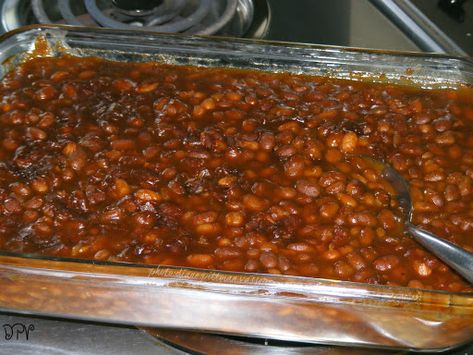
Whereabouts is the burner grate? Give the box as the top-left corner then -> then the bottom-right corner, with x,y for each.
2,0 -> 268,37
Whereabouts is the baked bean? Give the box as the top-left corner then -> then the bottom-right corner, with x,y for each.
276,145 -> 296,157
373,255 -> 400,272
134,189 -> 162,202
78,70 -> 96,79
413,260 -> 432,277
27,127 -> 47,140
337,193 -> 358,208
68,147 -> 87,171
340,132 -> 358,153
0,55 -> 470,291
31,179 -> 49,193
284,155 -> 305,177
225,212 -> 245,227
187,254 -> 214,267
319,201 -> 339,219
195,223 -> 221,236
193,211 -> 218,225
325,149 -> 343,163
260,252 -> 278,269
259,132 -> 275,151
243,194 -> 268,212
101,208 -> 124,224
215,247 -> 242,259
334,260 -> 355,277
111,139 -> 136,151
35,85 -> 56,101
435,131 -> 455,145
346,252 -> 366,270
295,179 -> 320,197
136,82 -> 158,94
112,79 -> 135,92
110,179 -> 130,199
4,198 -> 22,213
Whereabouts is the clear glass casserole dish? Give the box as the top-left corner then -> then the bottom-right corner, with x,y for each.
0,24 -> 472,352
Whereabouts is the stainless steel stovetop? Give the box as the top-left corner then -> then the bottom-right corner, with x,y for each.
0,1 -> 472,354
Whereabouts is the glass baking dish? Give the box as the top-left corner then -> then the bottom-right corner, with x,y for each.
0,24 -> 472,352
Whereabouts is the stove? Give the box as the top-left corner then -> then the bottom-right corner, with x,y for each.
0,1 -> 472,354
0,0 -> 471,55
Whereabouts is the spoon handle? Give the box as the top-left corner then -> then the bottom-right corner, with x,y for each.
407,223 -> 473,285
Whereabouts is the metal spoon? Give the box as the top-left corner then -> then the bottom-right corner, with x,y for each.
380,161 -> 473,285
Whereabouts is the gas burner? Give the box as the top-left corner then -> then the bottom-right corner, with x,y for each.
1,0 -> 270,37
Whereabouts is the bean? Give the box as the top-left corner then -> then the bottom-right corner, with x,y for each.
111,139 -> 136,151
10,183 -> 31,197
435,131 -> 455,145
194,211 -> 218,225
413,260 -> 432,277
225,212 -> 245,227
114,179 -> 131,198
337,193 -> 358,208
244,259 -> 259,272
134,189 -> 162,202
78,70 -> 96,79
218,176 -> 237,187
243,194 -> 268,212
445,184 -> 460,201
136,82 -> 159,94
38,112 -> 55,128
284,155 -> 305,178
377,209 -> 398,230
27,127 -> 47,140
319,201 -> 339,219
112,79 -> 135,92
346,252 -> 366,270
195,223 -> 221,236
325,181 -> 345,194
50,71 -> 69,81
260,252 -> 278,269
347,213 -> 377,227
334,260 -> 355,277
340,132 -> 358,153
69,147 -> 87,171
101,208 -> 124,224
424,171 -> 445,182
295,178 -> 320,197
276,145 -> 296,157
259,132 -> 275,151
373,255 -> 400,272
325,148 -> 342,163
4,198 -> 22,213
31,178 -> 49,193
287,243 -> 314,252
24,196 -> 43,209
35,85 -> 56,100
215,247 -> 242,259
187,254 -> 214,267
94,249 -> 111,260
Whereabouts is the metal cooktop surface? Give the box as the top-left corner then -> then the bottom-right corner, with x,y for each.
1,0 -> 471,54
2,312 -> 472,355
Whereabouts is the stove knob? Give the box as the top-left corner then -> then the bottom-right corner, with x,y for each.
112,0 -> 163,12
438,0 -> 467,22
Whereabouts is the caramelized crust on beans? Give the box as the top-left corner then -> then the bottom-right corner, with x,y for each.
0,56 -> 472,292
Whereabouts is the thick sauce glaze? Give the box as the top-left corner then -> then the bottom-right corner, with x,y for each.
0,56 -> 472,291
